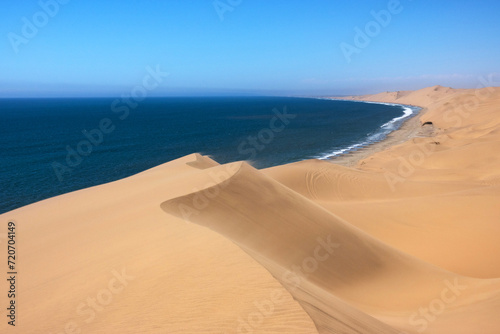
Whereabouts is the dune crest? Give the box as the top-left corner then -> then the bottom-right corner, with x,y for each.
162,160 -> 500,333
0,154 -> 317,334
2,86 -> 500,333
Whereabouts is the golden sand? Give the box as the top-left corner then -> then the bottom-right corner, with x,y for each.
2,85 -> 500,333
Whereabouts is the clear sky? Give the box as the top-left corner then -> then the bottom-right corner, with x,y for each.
1,0 -> 500,97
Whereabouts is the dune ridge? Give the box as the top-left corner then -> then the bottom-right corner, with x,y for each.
2,85 -> 500,333
162,158 -> 500,333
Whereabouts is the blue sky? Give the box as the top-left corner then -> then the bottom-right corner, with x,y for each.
1,0 -> 500,97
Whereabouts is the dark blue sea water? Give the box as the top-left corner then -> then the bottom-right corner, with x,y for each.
0,97 -> 418,214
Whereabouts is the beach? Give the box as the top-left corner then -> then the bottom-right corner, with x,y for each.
326,102 -> 427,167
1,85 -> 500,333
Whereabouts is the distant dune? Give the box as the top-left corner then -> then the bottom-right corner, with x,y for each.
2,85 -> 500,333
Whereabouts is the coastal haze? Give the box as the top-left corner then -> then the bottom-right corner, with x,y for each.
1,1 -> 500,334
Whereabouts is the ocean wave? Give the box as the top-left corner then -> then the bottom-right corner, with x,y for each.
315,99 -> 420,160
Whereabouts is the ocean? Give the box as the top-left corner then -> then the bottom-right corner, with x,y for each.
0,96 -> 419,214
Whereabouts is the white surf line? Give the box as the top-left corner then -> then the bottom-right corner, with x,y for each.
311,97 -> 420,159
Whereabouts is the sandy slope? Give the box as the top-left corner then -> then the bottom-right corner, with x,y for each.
0,154 -> 317,333
163,161 -> 500,333
2,85 -> 500,333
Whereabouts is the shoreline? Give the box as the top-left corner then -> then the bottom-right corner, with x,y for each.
0,98 -> 426,214
323,99 -> 427,167
4,85 -> 500,333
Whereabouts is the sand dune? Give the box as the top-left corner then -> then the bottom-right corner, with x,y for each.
162,160 -> 500,333
2,85 -> 500,333
0,154 -> 317,333
262,160 -> 500,278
